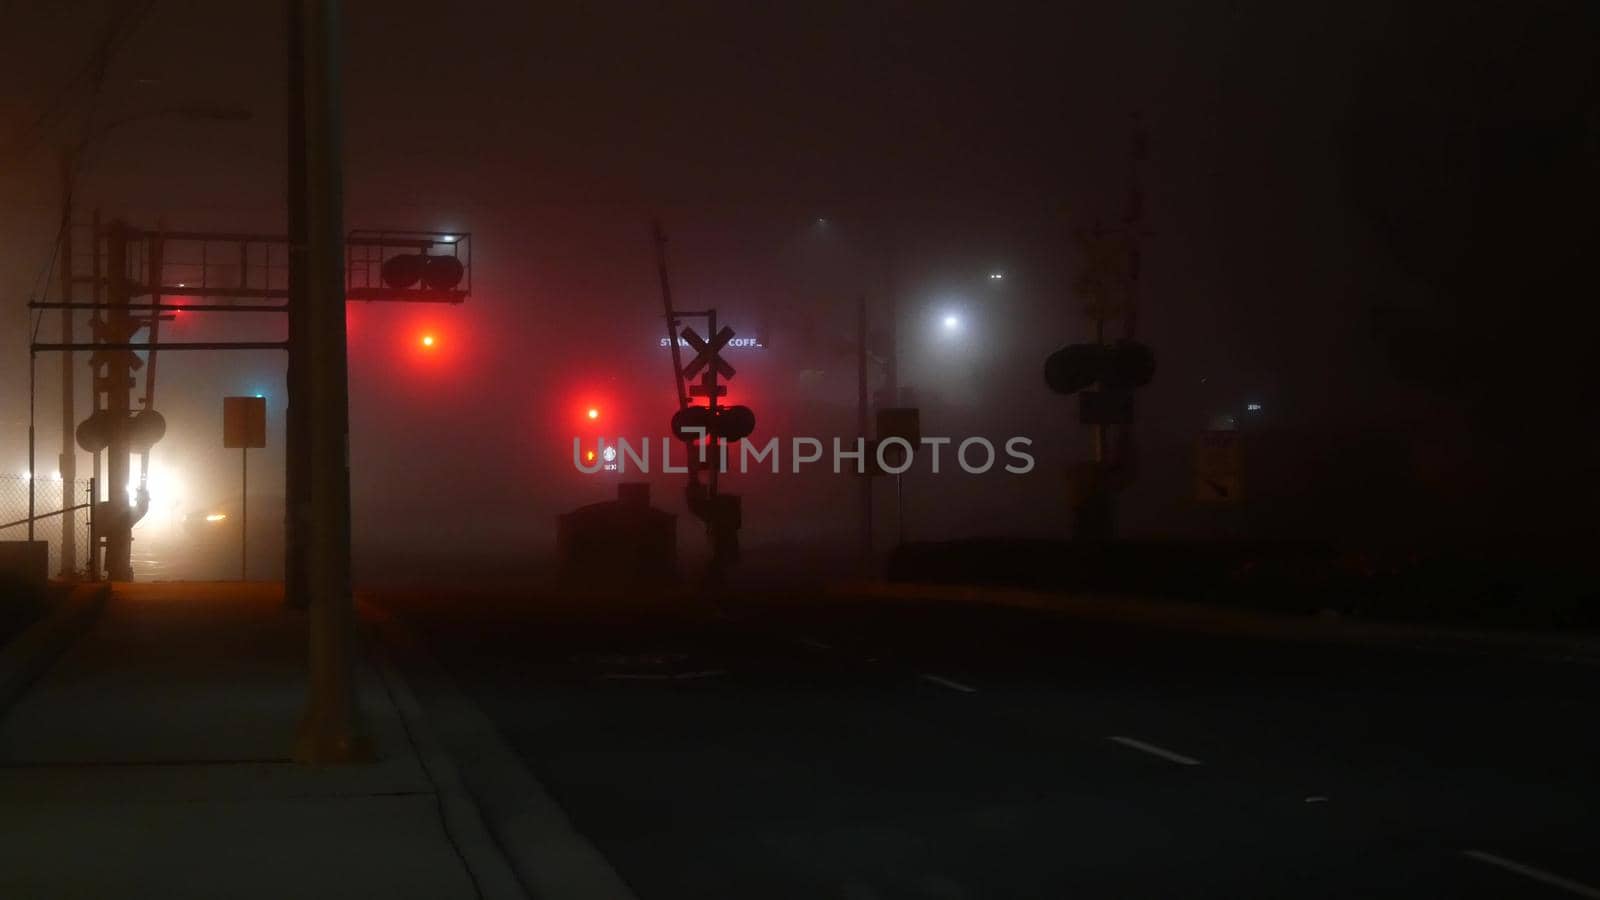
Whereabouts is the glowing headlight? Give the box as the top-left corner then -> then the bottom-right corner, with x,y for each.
130,462 -> 186,531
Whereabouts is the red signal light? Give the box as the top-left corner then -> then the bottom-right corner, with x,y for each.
586,407 -> 599,420
420,334 -> 436,348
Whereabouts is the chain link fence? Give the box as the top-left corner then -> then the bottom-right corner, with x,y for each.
0,474 -> 93,578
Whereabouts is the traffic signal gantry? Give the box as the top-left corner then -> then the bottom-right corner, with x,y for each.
27,223 -> 470,581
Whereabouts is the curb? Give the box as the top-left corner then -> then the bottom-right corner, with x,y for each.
360,599 -> 640,900
364,616 -> 531,900
824,579 -> 1600,665
0,583 -> 108,716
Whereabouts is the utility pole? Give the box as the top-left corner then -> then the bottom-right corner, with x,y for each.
857,294 -> 872,560
284,0 -> 310,610
1057,116 -> 1151,542
883,234 -> 899,407
89,208 -> 102,579
58,150 -> 77,577
292,0 -> 370,764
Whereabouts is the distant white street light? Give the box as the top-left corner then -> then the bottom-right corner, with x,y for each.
942,314 -> 962,332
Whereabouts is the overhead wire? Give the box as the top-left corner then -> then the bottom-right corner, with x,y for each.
0,0 -> 158,162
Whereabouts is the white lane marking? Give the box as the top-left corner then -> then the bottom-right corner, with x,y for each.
672,669 -> 727,680
795,637 -> 833,651
1540,653 -> 1600,667
920,673 -> 978,694
1461,850 -> 1600,899
1107,735 -> 1203,766
603,669 -> 726,681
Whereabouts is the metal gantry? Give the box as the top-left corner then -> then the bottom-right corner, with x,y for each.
26,222 -> 470,581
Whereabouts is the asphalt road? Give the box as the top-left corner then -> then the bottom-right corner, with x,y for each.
377,589 -> 1600,899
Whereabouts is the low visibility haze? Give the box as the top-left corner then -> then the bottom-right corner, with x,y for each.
2,0 -> 1596,578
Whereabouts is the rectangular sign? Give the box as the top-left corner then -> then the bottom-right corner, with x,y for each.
876,407 -> 920,445
660,335 -> 764,349
223,396 -> 267,449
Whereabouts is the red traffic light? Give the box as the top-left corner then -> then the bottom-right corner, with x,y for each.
670,404 -> 755,442
670,405 -> 712,441
422,255 -> 465,291
382,253 -> 427,289
715,405 -> 756,442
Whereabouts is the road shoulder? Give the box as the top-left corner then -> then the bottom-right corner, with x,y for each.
825,579 -> 1600,664
362,597 -> 640,900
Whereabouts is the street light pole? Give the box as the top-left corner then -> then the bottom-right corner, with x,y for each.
291,0 -> 370,764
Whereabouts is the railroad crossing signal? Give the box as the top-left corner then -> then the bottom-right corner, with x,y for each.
681,326 -> 736,380
667,321 -> 756,442
681,325 -> 738,398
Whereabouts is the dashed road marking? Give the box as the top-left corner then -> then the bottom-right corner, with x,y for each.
920,673 -> 978,693
1461,850 -> 1600,899
795,637 -> 833,651
1107,735 -> 1203,766
603,669 -> 727,681
1539,653 -> 1600,667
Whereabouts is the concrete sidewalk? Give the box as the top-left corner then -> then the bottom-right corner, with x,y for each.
0,582 -> 516,900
